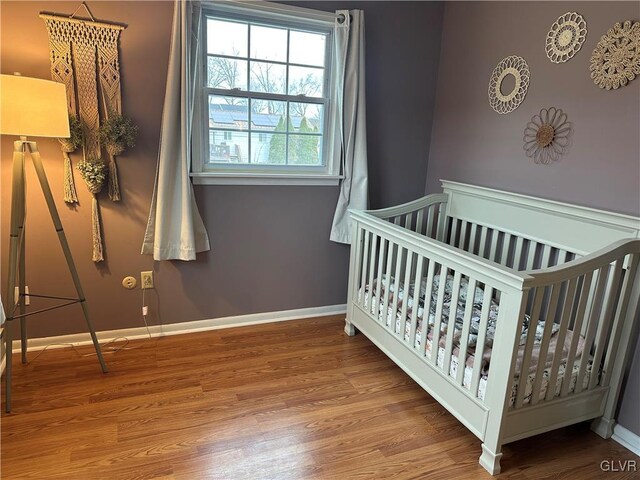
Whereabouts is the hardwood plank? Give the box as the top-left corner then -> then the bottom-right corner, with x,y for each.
2,315 -> 636,479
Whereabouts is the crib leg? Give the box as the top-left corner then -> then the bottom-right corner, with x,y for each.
479,444 -> 502,475
344,319 -> 357,336
591,417 -> 615,439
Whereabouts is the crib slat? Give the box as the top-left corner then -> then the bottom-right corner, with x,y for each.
513,236 -> 525,270
442,271 -> 463,375
530,282 -> 562,405
456,277 -> 477,387
404,212 -> 413,231
459,221 -> 469,250
450,219 -> 459,247
545,277 -> 578,402
381,241 -> 396,327
436,203 -> 447,242
489,231 -> 499,263
560,272 -> 594,397
399,250 -> 414,343
525,241 -> 538,271
501,234 -> 513,266
373,238 -> 387,319
468,223 -> 478,254
540,245 -> 552,268
416,209 -> 425,236
429,266 -> 450,366
588,260 -> 624,390
418,259 -> 435,354
471,286 -> 494,399
354,226 -> 365,303
408,256 -> 425,349
478,227 -> 488,259
515,287 -> 545,408
360,230 -> 371,307
576,266 -> 610,394
365,234 -> 378,312
425,207 -> 434,237
391,245 -> 404,337
602,254 -> 640,387
556,249 -> 567,267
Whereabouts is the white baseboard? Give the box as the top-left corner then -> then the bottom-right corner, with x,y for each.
9,304 -> 347,353
612,424 -> 640,457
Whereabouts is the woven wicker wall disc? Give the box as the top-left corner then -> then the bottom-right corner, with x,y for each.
523,107 -> 572,165
590,20 -> 640,90
545,12 -> 587,63
488,56 -> 530,114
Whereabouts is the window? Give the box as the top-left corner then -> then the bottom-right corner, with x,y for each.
192,1 -> 339,185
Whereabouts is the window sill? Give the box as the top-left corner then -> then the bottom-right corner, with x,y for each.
190,172 -> 343,186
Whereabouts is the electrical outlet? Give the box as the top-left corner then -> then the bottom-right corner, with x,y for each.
141,271 -> 154,289
14,286 -> 30,306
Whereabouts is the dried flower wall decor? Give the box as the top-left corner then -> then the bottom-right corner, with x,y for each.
545,12 -> 587,63
488,56 -> 531,114
523,107 -> 572,165
590,21 -> 640,90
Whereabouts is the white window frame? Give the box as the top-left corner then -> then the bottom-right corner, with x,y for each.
192,0 -> 341,186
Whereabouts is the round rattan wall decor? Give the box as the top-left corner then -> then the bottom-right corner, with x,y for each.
523,107 -> 572,165
545,12 -> 587,63
488,56 -> 530,114
590,20 -> 640,90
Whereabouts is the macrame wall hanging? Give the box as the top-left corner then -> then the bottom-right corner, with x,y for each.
41,3 -> 136,262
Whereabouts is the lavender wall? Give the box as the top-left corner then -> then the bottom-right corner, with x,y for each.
427,2 -> 639,435
286,1 -> 444,208
1,1 -> 443,338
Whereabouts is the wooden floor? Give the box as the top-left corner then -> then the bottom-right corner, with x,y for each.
1,315 -> 637,479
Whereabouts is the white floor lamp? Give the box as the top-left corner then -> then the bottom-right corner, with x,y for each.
0,74 -> 108,413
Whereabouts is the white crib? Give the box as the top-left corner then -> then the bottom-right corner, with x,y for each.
345,181 -> 640,475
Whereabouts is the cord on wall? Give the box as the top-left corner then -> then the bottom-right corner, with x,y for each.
25,282 -> 156,365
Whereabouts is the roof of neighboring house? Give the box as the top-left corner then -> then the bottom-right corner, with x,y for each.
209,103 -> 319,130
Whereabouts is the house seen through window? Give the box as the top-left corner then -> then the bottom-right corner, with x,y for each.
203,9 -> 333,175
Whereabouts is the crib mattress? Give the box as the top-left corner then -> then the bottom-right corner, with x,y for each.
359,275 -> 592,406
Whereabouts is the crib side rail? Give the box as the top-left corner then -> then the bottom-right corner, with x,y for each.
364,193 -> 449,240
503,238 -> 640,411
347,211 -> 528,404
444,216 -> 580,272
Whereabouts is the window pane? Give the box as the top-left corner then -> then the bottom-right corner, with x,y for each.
208,19 -> 247,57
289,30 -> 326,67
289,103 -> 323,133
209,130 -> 249,164
250,25 -> 287,62
251,99 -> 286,129
207,56 -> 247,90
288,66 -> 324,97
209,95 -> 248,131
250,61 -> 285,94
251,132 -> 286,164
288,134 -> 322,165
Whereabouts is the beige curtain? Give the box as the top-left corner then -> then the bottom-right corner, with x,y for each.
330,10 -> 368,244
141,0 -> 210,260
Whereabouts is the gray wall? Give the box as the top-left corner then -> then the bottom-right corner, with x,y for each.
0,1 -> 444,338
427,1 -> 639,435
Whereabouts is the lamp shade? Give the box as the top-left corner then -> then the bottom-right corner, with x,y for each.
0,74 -> 70,138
